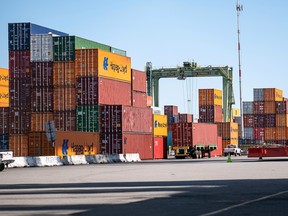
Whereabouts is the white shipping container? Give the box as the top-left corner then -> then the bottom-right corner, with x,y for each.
30,34 -> 53,62
244,127 -> 254,140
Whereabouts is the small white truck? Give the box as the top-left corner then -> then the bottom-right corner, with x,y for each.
223,145 -> 243,156
0,150 -> 15,172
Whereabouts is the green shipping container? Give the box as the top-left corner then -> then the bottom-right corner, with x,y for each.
53,36 -> 111,61
76,105 -> 99,132
111,47 -> 127,56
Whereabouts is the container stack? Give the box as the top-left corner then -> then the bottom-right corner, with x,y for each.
164,105 -> 179,153
0,68 -> 9,150
242,88 -> 287,145
8,23 -> 68,156
216,122 -> 239,148
131,69 -> 147,107
198,89 -> 223,123
153,114 -> 168,159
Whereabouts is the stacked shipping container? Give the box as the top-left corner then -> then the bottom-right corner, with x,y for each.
153,114 -> 168,159
0,68 -> 9,150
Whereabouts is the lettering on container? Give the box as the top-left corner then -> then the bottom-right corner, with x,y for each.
214,94 -> 222,100
0,93 -> 9,99
276,91 -> 282,99
61,138 -> 94,155
0,75 -> 9,81
103,57 -> 128,74
62,139 -> 69,155
154,120 -> 167,128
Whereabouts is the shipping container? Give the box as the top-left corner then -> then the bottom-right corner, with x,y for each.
31,62 -> 53,87
75,49 -> 98,77
9,108 -> 30,134
9,22 -> 68,51
253,88 -> 264,102
264,88 -> 283,102
243,114 -> 254,127
53,36 -> 111,61
154,137 -> 165,159
9,50 -> 30,79
53,61 -> 75,86
232,108 -> 240,118
264,101 -> 276,114
199,89 -> 222,106
244,127 -> 254,140
30,112 -> 54,132
164,105 -> 178,116
147,96 -> 152,107
53,87 -> 76,111
275,127 -> 287,141
0,86 -> 9,107
254,127 -> 265,141
264,114 -> 276,127
243,101 -> 254,114
100,132 -> 122,154
9,78 -> 31,108
167,131 -> 173,147
219,122 -> 238,141
0,68 -> 9,87
253,101 -> 265,114
9,134 -> 28,157
100,105 -> 152,134
76,105 -> 99,132
275,101 -> 288,114
254,114 -> 265,128
178,113 -> 193,123
0,134 -> 9,150
153,114 -> 168,137
28,132 -> 54,156
211,136 -> 223,157
132,69 -> 146,92
132,91 -> 147,108
31,87 -> 53,112
76,77 -> 98,105
172,123 -> 183,147
111,47 -> 127,56
264,127 -> 276,141
53,110 -> 76,131
198,105 -> 222,123
30,34 -> 53,62
276,114 -> 288,127
55,131 -> 99,156
98,77 -> 131,106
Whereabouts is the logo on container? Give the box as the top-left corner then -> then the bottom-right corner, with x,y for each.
214,93 -> 222,100
62,139 -> 69,155
154,120 -> 167,128
103,57 -> 109,70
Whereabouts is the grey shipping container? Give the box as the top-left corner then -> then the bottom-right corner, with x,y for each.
30,34 -> 53,62
253,88 -> 264,102
244,127 -> 254,140
243,101 -> 254,114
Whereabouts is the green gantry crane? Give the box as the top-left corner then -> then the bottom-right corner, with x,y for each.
146,61 -> 235,122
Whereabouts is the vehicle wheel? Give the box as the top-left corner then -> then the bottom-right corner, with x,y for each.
0,163 -> 5,172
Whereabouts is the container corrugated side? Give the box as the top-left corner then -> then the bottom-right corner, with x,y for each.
53,87 -> 76,111
9,108 -> 30,134
178,114 -> 193,123
199,89 -> 222,106
264,101 -> 276,114
276,114 -> 288,127
164,105 -> 178,116
53,61 -> 75,86
31,62 -> 53,87
31,87 -> 53,112
264,127 -> 276,141
0,86 -> 9,107
132,91 -> 147,107
9,134 -> 28,157
28,132 -> 54,156
75,49 -> 98,77
154,137 -> 165,159
264,114 -> 276,127
9,78 -> 31,109
0,134 -> 9,150
8,23 -> 30,51
9,50 -> 30,79
55,131 -> 99,157
30,34 -> 53,62
254,127 -> 265,141
254,114 -> 265,128
264,88 -> 283,102
30,112 -> 54,132
275,101 -> 288,114
253,88 -> 264,102
132,69 -> 146,92
253,101 -> 265,114
76,105 -> 99,132
53,110 -> 76,131
153,114 -> 168,137
0,108 -> 9,134
0,68 -> 9,87
111,47 -> 127,56
198,105 -> 222,123
243,114 -> 254,127
243,101 -> 254,114
76,77 -> 98,105
275,128 -> 287,141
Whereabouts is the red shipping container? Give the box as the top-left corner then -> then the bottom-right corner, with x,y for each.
253,101 -> 264,114
153,137 -> 165,159
0,107 -> 9,134
275,101 -> 288,114
75,49 -> 98,77
54,110 -> 76,131
9,51 -> 30,79
132,91 -> 147,107
9,134 -> 28,157
53,61 -> 75,86
178,114 -> 193,123
9,78 -> 31,109
99,105 -> 152,133
164,105 -> 178,116
254,127 -> 265,141
98,77 -> 131,106
31,62 -> 53,87
254,114 -> 265,128
264,101 -> 276,114
54,87 -> 76,111
198,105 -> 222,123
31,87 -> 53,112
264,114 -> 276,127
171,123 -> 183,147
243,114 -> 254,127
9,108 -> 30,134
211,136 -> 223,157
76,77 -> 98,105
132,69 -> 146,92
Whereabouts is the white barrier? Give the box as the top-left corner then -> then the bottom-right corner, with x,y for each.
8,153 -> 141,168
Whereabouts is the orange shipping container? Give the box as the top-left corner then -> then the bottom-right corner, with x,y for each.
30,112 -> 54,132
0,68 -> 9,87
264,101 -> 276,114
75,49 -> 98,77
9,134 -> 28,157
0,86 -> 9,107
28,132 -> 54,156
264,88 -> 283,102
53,87 -> 76,110
199,89 -> 222,106
264,127 -> 276,140
275,128 -> 287,141
220,122 -> 238,140
55,131 -> 99,157
53,61 -> 75,86
276,114 -> 288,127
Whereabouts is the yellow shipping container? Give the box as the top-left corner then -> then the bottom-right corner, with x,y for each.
153,114 -> 168,137
55,131 -> 99,157
199,89 -> 222,106
0,68 -> 9,87
232,108 -> 240,118
264,88 -> 283,101
0,86 -> 9,107
98,49 -> 131,82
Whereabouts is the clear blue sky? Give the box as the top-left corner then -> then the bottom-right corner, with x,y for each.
1,0 -> 288,117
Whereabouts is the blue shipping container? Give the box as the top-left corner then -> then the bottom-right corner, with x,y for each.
0,134 -> 9,150
167,131 -> 173,147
